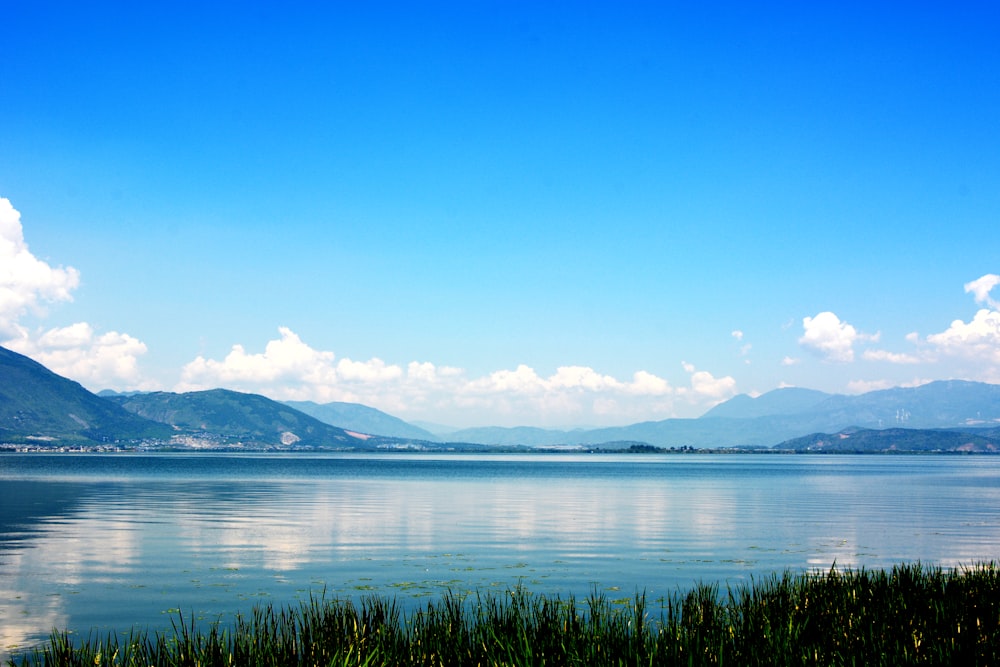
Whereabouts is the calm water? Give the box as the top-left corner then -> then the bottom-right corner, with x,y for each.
2,452 -> 1000,656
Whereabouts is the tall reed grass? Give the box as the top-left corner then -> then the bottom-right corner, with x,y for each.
9,562 -> 999,666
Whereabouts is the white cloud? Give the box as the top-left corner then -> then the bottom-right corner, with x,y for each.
0,197 -> 80,337
1,196 -> 152,390
677,362 -> 737,403
407,361 -> 440,383
843,276 -> 1000,381
337,357 -> 403,382
688,369 -> 737,400
899,275 -> 1000,377
628,370 -> 672,395
730,330 -> 752,358
472,364 -> 546,394
781,356 -> 800,366
925,309 -> 1000,364
845,378 -> 895,394
6,322 -> 150,390
462,366 -> 677,426
798,311 -> 878,362
177,329 -> 690,427
846,377 -> 932,394
965,274 -> 1000,309
181,327 -> 338,389
550,366 -> 624,391
862,349 -> 921,364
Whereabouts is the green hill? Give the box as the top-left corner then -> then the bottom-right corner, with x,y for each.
778,426 -> 1000,453
0,345 -> 172,444
108,389 -> 369,449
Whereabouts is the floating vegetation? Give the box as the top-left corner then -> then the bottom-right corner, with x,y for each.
9,562 -> 1000,666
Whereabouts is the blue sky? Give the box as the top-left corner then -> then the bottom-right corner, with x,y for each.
2,3 -> 999,428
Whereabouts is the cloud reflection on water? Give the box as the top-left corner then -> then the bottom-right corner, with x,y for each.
3,454 -> 1000,660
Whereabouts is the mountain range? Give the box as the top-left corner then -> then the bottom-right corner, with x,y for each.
441,382 -> 1000,448
3,343 -> 1000,452
105,390 -> 367,449
778,426 -> 1000,453
0,346 -> 172,445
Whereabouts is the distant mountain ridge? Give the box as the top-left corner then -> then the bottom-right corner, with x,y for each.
778,427 -> 1000,453
283,400 -> 438,441
107,390 -> 367,449
797,380 -> 1000,428
5,343 -> 1000,451
700,387 -> 833,419
439,380 -> 1000,448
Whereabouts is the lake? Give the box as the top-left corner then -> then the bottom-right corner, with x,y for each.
3,452 -> 1000,658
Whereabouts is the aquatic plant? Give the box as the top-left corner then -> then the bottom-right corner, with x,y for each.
9,562 -> 1000,666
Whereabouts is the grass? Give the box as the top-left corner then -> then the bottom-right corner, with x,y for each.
8,562 -> 1000,666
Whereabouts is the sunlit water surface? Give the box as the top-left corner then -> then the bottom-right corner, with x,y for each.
3,452 -> 1000,657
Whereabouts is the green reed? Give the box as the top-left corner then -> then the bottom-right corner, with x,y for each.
9,562 -> 1000,666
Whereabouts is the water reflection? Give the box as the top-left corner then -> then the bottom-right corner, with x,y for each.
2,453 -> 1000,659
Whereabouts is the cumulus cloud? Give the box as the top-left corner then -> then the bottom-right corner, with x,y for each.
846,378 -> 932,394
1,197 -> 152,390
472,364 -> 547,395
677,362 -> 737,403
862,349 -> 921,364
178,328 -> 691,427
830,275 -> 1000,381
628,370 -> 672,395
798,311 -> 878,362
0,197 -> 80,336
925,309 -> 1000,364
839,275 -> 1000,383
965,274 -> 1000,309
845,378 -> 896,394
902,276 -> 1000,372
182,327 -> 347,390
551,366 -> 625,391
337,356 -> 403,382
6,322 -> 151,390
884,274 -> 1000,378
458,362 -> 678,424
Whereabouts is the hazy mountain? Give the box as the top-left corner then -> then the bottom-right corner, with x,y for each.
955,425 -> 1000,439
283,400 -> 438,440
443,380 -> 1000,448
409,420 -> 462,437
796,380 -> 1000,429
443,417 -> 834,449
778,427 -> 1000,453
108,389 -> 369,449
700,387 -> 832,419
0,345 -> 172,444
